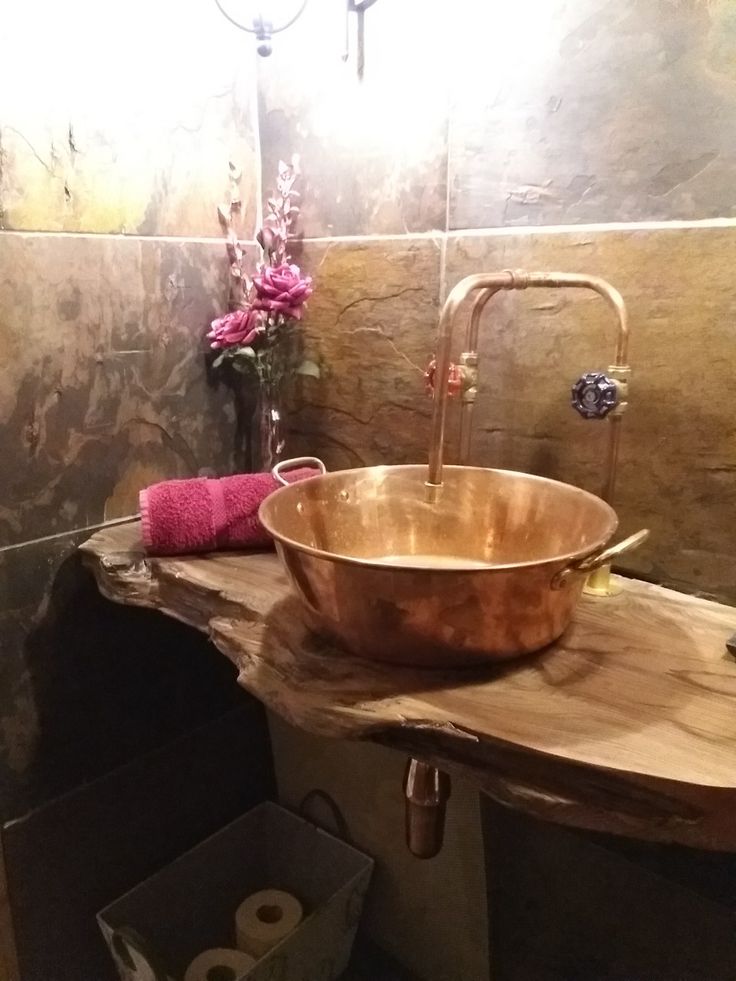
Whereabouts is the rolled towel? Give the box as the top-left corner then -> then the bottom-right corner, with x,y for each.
139,469 -> 316,556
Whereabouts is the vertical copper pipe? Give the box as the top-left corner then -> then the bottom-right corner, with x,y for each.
602,413 -> 623,505
467,287 -> 499,351
458,287 -> 500,465
458,373 -> 476,465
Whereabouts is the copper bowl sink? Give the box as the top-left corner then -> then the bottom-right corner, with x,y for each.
259,460 -> 647,668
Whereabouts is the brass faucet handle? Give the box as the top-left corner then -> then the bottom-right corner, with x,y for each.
571,371 -> 620,419
424,357 -> 463,397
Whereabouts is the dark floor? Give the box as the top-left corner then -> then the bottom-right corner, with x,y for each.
342,936 -> 421,980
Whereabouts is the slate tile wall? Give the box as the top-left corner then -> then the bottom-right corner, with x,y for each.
0,1 -> 260,237
0,235 -> 248,547
255,0 -> 448,236
448,0 -> 736,229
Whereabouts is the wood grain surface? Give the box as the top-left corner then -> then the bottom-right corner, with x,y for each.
81,522 -> 736,850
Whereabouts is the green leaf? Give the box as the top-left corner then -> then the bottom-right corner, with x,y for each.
296,359 -> 320,379
212,353 -> 226,369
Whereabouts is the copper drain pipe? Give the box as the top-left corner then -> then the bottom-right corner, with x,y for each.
404,759 -> 452,859
404,269 -> 632,858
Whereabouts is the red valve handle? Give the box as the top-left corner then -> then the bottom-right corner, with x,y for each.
424,358 -> 462,397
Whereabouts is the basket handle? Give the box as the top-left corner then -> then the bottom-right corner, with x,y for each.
299,789 -> 351,843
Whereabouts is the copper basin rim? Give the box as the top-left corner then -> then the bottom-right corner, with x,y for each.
259,463 -> 645,667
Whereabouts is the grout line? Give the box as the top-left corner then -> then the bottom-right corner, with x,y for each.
0,515 -> 138,556
0,229 -> 257,246
0,228 -> 446,245
251,61 -> 264,239
2,216 -> 736,249
297,229 -> 446,244
438,229 -> 448,305
446,217 -> 736,237
439,84 -> 452,304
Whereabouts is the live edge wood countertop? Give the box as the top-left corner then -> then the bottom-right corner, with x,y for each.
82,521 -> 736,851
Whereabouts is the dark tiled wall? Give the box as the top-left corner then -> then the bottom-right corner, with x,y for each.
0,235 -> 246,548
0,0 -> 269,828
255,1 -> 736,235
0,230 -> 266,818
286,237 -> 442,469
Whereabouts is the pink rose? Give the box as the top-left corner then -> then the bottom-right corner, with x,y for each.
253,263 -> 313,320
207,308 -> 263,349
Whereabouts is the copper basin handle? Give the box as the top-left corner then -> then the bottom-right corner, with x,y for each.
552,529 -> 649,590
272,456 -> 328,487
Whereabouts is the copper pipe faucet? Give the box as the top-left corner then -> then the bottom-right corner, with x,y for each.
427,269 -> 631,596
407,270 -> 633,859
429,270 -> 629,486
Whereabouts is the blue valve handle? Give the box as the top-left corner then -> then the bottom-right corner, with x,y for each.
571,372 -> 619,420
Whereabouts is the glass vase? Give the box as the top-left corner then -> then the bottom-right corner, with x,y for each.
251,376 -> 285,473
226,347 -> 289,474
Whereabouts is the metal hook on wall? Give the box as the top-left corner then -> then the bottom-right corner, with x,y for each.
214,0 -> 309,56
343,0 -> 380,79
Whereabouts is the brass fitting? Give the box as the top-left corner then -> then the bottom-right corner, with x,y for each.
607,363 -> 631,418
458,352 -> 479,405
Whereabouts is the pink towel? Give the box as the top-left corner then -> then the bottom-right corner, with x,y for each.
139,469 -> 316,556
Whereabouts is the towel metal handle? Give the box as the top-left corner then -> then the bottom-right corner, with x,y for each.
272,456 -> 328,487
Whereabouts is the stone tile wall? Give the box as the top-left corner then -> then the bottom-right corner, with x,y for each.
0,1 -> 259,236
448,0 -> 736,229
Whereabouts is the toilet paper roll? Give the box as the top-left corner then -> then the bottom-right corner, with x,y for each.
235,889 -> 303,958
110,927 -> 173,981
184,948 -> 256,981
